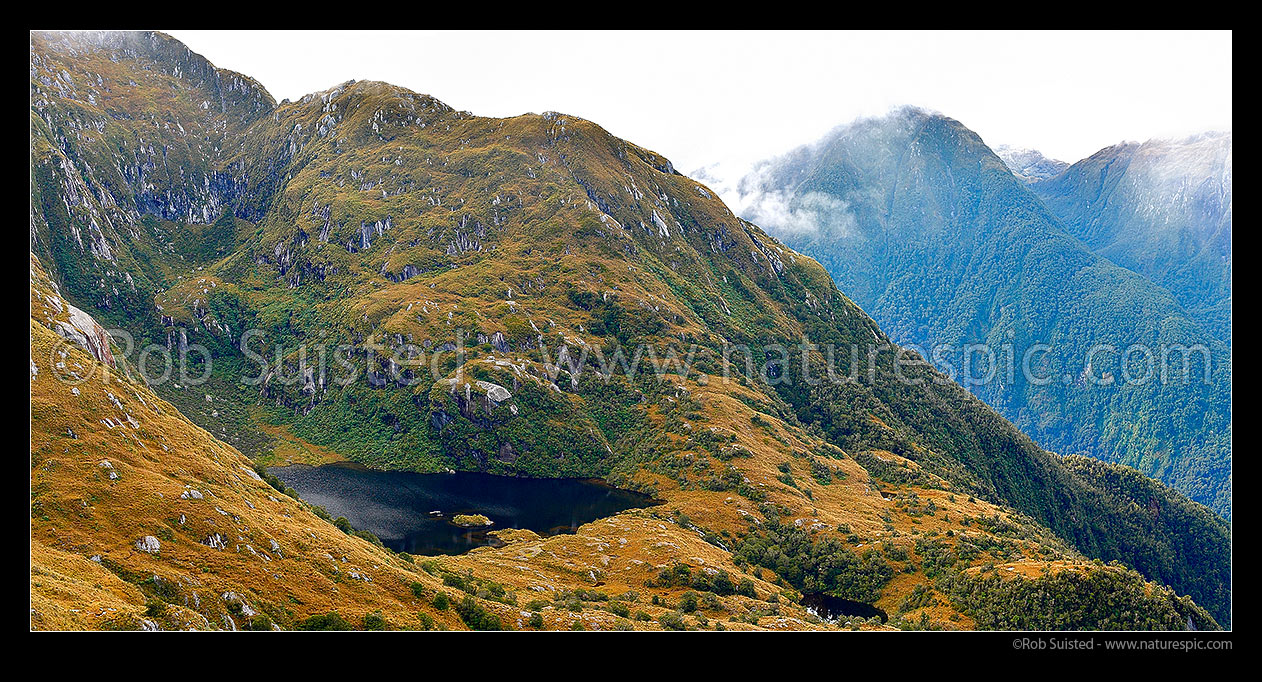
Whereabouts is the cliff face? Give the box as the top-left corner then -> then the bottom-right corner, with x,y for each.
30,31 -> 272,320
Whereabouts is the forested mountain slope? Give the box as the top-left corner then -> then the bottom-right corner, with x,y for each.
1031,133 -> 1232,343
735,108 -> 1231,519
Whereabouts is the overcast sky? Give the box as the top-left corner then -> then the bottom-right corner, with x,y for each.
168,30 -> 1232,181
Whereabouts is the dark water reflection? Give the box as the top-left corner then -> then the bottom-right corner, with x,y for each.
802,593 -> 888,623
273,463 -> 655,555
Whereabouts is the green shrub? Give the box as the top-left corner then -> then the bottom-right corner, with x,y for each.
432,592 -> 450,610
658,611 -> 687,630
294,612 -> 354,631
679,592 -> 699,613
455,595 -> 502,631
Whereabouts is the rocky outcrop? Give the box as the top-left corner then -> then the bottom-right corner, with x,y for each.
30,253 -> 118,369
431,377 -> 517,430
52,303 -> 117,369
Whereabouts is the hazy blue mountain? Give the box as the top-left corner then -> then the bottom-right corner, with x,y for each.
995,145 -> 1069,183
735,108 -> 1231,518
1031,133 -> 1232,343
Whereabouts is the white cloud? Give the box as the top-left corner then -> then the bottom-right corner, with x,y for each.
739,188 -> 859,239
166,30 -> 1232,177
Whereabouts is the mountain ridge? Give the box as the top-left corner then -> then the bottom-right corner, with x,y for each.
995,144 -> 1069,183
1031,132 -> 1231,343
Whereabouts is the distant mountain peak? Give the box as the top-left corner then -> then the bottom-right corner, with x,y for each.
995,145 -> 1069,183
1031,131 -> 1231,341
